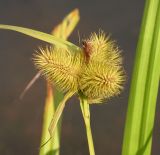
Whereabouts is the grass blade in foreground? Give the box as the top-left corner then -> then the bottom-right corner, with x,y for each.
122,0 -> 159,154
138,2 -> 160,154
40,83 -> 60,155
48,92 -> 75,137
0,24 -> 80,52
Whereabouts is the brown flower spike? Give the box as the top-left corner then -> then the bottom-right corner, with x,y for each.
33,31 -> 125,103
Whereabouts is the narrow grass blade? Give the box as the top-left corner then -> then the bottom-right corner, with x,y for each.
19,72 -> 41,100
122,0 -> 159,154
138,2 -> 160,154
51,8 -> 80,39
0,24 -> 80,52
40,83 -> 60,155
48,91 -> 74,137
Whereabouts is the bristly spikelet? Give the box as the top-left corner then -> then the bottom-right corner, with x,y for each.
33,47 -> 83,92
33,30 -> 125,104
84,30 -> 123,66
79,30 -> 125,103
79,61 -> 125,103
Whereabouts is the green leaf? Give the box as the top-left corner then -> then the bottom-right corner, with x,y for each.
122,0 -> 160,154
48,91 -> 74,137
0,24 -> 80,52
51,8 -> 80,40
40,84 -> 59,155
138,2 -> 160,154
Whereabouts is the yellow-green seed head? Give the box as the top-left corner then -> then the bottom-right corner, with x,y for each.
84,30 -> 123,66
79,61 -> 125,103
33,30 -> 125,104
33,47 -> 83,92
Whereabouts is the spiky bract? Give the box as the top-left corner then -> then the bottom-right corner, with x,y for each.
33,47 -> 83,92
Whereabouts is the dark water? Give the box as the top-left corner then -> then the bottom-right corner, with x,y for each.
0,0 -> 159,155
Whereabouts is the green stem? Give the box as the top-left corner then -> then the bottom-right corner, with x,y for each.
80,97 -> 95,155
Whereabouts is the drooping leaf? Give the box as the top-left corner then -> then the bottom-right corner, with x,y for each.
48,91 -> 74,137
0,24 -> 80,52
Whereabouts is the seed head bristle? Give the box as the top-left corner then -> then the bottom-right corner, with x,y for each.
33,30 -> 125,104
33,47 -> 83,92
79,61 -> 125,103
85,30 -> 123,66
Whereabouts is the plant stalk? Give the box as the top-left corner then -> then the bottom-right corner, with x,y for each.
80,98 -> 95,155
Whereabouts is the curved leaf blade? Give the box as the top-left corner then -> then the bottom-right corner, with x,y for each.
0,24 -> 80,52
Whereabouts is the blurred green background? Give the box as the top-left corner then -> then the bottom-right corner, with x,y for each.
0,0 -> 159,155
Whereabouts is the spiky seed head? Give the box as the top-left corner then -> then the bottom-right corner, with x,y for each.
78,31 -> 125,103
33,47 -> 84,92
79,61 -> 125,103
84,30 -> 123,66
33,30 -> 125,104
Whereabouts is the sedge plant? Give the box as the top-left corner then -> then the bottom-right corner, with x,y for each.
0,10 -> 125,155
